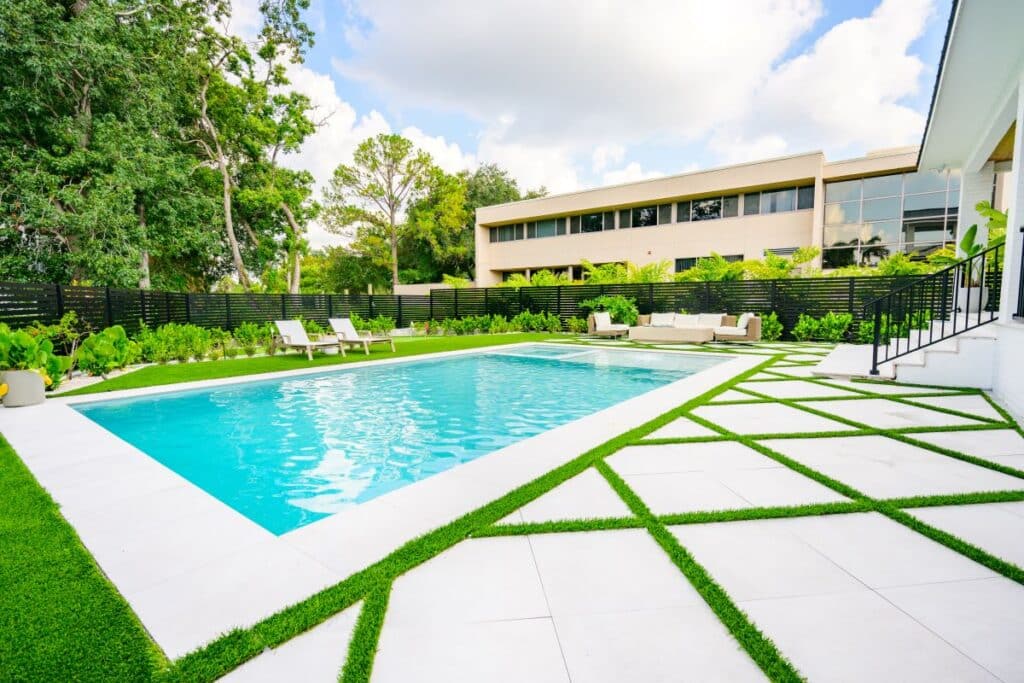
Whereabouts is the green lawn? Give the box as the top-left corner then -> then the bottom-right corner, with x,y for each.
62,333 -> 555,396
0,435 -> 163,681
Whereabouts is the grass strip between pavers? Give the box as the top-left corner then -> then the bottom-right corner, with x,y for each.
338,583 -> 392,683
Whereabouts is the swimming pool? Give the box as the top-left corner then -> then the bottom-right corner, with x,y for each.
74,344 -> 723,534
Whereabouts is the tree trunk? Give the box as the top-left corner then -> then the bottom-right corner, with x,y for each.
218,153 -> 250,290
280,202 -> 303,294
389,209 -> 399,290
138,202 -> 151,289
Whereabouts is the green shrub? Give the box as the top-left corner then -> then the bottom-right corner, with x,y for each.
817,311 -> 853,342
299,317 -> 325,335
76,326 -> 134,377
578,295 -> 639,326
565,317 -> 588,334
510,310 -> 561,333
760,312 -> 783,342
855,310 -> 932,344
793,312 -> 852,342
233,322 -> 264,349
224,346 -> 240,359
0,323 -> 72,389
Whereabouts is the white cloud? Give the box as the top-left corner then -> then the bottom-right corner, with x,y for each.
591,144 -> 625,173
336,0 -> 822,149
400,126 -> 476,174
601,162 -> 664,186
710,0 -> 934,161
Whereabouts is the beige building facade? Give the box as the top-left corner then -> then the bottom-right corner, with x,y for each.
474,146 -> 975,286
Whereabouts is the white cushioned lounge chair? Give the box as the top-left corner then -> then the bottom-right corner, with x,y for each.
328,318 -> 396,355
588,311 -> 630,338
273,320 -> 341,360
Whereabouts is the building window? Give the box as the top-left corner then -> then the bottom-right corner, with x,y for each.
631,205 -> 659,227
491,223 -> 524,242
603,211 -> 616,230
691,198 -> 722,221
570,215 -> 581,234
619,208 -> 631,229
658,204 -> 672,225
580,212 -> 603,233
797,185 -> 815,210
675,257 -> 697,272
676,254 -> 743,272
722,195 -> 739,218
676,200 -> 691,222
743,193 -> 760,215
765,247 -> 799,257
760,188 -> 796,214
823,169 -> 970,268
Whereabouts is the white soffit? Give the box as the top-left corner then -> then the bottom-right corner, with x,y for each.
918,1 -> 1024,171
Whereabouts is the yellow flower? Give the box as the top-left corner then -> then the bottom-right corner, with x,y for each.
43,375 -> 53,387
0,383 -> 7,398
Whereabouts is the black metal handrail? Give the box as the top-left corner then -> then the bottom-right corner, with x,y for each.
866,242 -> 1004,375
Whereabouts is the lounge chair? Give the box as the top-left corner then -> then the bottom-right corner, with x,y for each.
328,318 -> 396,355
713,313 -> 762,342
588,311 -> 630,338
273,320 -> 342,360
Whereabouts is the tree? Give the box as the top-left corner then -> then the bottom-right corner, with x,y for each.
324,134 -> 434,289
403,168 -> 471,281
301,246 -> 390,293
674,254 -> 745,282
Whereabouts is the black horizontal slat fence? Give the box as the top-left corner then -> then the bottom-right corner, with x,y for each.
0,277 -> 917,339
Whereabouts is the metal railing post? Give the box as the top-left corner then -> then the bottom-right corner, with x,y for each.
870,299 -> 882,375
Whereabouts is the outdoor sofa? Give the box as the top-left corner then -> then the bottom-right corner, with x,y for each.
627,312 -> 761,343
587,311 -> 630,338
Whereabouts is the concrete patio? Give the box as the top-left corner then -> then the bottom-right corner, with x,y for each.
223,342 -> 1024,682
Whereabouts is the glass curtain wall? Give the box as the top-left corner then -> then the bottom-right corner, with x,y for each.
823,170 -> 963,268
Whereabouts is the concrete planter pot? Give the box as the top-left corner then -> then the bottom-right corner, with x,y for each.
1,370 -> 46,408
956,286 -> 989,313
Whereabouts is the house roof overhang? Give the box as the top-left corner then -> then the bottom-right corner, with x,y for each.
918,0 -> 1024,173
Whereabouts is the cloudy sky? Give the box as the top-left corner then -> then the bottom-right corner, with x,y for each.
246,0 -> 952,247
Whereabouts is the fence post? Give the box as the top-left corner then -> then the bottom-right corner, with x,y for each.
104,286 -> 113,327
648,283 -> 654,312
139,289 -> 146,327
769,280 -> 777,314
429,292 -> 434,320
556,286 -> 561,317
281,294 -> 287,319
165,291 -> 171,324
327,294 -> 334,319
454,288 -> 459,318
484,288 -> 489,315
185,293 -> 191,323
704,282 -> 712,312
397,296 -> 403,328
848,278 -> 856,317
517,287 -> 524,315
55,284 -> 65,319
369,294 -> 375,317
225,293 -> 232,329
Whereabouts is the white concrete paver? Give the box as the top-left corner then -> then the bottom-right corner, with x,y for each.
761,435 -> 1024,498
904,394 -> 1005,421
386,537 -> 548,626
801,397 -> 984,429
709,389 -> 757,402
611,442 -> 846,514
645,417 -> 718,439
374,619 -> 569,683
909,502 -> 1024,567
672,513 -> 1008,682
693,402 -> 858,435
219,604 -> 360,682
737,379 -> 861,399
906,428 -> 1024,459
514,469 -> 632,523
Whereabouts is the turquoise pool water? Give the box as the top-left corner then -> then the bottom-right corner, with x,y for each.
74,344 -> 723,534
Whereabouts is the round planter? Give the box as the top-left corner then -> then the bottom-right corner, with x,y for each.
956,286 -> 989,313
1,370 -> 46,408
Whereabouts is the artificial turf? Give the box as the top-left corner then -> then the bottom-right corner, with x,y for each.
0,435 -> 163,682
4,338 -> 1024,682
61,333 -> 555,396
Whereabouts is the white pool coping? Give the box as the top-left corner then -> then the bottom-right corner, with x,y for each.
0,343 -> 761,660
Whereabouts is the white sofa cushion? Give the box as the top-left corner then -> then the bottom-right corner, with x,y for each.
593,311 -> 612,328
714,326 -> 746,336
673,314 -> 700,328
649,312 -> 676,327
737,312 -> 754,329
697,313 -> 726,328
